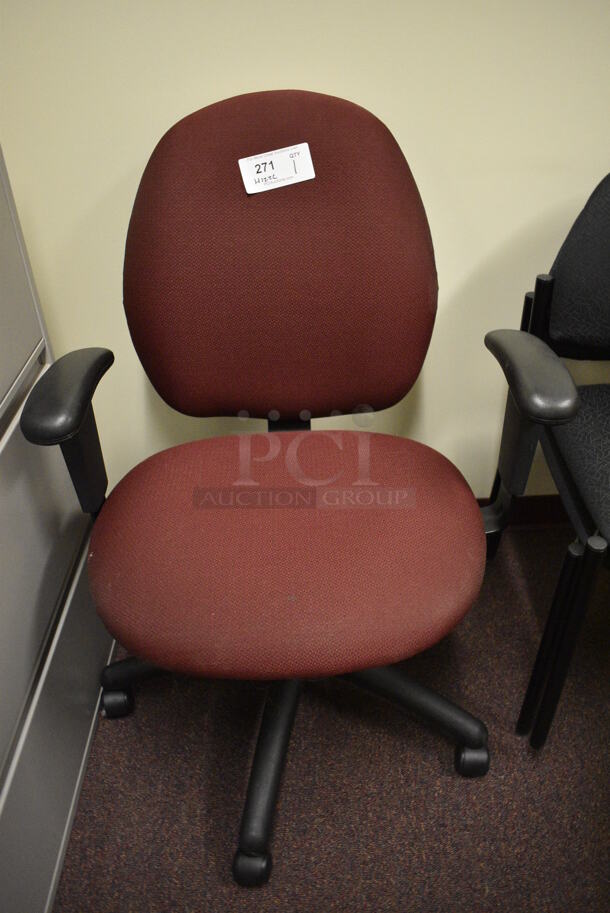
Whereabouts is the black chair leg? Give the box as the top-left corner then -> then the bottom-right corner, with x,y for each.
233,679 -> 301,887
530,535 -> 607,749
516,539 -> 584,735
346,665 -> 490,777
100,656 -> 162,718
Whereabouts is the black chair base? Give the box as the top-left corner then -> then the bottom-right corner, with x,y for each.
100,656 -> 161,719
99,658 -> 490,886
344,665 -> 489,775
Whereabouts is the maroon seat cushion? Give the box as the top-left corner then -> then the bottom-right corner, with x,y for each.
88,432 -> 485,680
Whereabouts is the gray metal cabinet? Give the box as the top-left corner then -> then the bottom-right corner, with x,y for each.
0,404 -> 88,772
0,147 -> 112,913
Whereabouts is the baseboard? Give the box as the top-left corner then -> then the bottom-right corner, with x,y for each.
478,494 -> 569,527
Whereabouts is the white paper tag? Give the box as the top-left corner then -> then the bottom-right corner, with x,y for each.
238,142 -> 315,194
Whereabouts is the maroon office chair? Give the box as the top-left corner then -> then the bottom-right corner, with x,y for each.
21,90 -> 490,887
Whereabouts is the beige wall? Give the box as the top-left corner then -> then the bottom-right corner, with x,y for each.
2,1 -> 609,494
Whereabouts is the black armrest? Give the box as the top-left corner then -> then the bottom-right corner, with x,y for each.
21,348 -> 114,515
21,348 -> 114,444
485,329 -> 578,425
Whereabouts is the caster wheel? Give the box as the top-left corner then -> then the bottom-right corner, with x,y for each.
455,744 -> 490,778
101,689 -> 134,719
232,850 -> 272,887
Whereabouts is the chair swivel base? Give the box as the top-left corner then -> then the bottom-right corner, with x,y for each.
99,657 -> 490,887
346,666 -> 490,779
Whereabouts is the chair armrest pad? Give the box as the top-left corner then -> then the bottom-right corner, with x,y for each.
485,329 -> 578,425
21,348 -> 114,445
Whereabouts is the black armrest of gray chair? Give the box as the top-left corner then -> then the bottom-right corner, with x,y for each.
484,329 -> 578,506
21,348 -> 114,515
485,329 -> 579,425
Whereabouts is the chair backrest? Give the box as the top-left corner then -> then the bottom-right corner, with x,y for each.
123,90 -> 437,419
548,173 -> 610,359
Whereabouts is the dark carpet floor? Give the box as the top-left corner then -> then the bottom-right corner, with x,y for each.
53,525 -> 609,913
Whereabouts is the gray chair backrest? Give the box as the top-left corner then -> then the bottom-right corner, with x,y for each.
548,173 -> 610,359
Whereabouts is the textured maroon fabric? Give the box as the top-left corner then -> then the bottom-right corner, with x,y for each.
88,432 -> 485,679
123,90 -> 437,418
